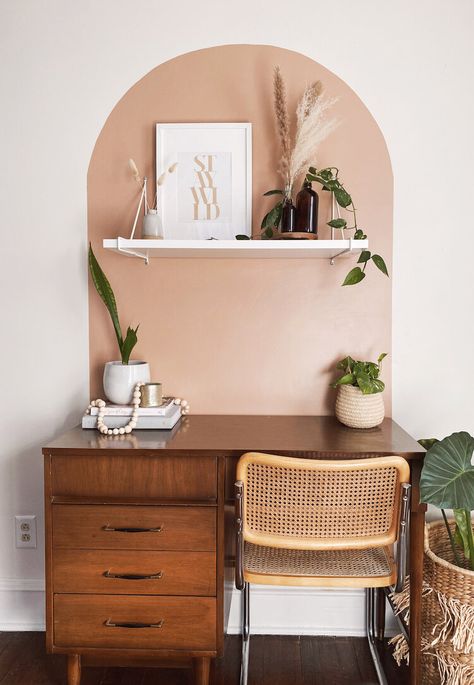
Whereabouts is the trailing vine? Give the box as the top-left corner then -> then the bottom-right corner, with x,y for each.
305,167 -> 388,285
238,167 -> 389,286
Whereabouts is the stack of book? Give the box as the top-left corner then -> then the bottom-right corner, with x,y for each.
82,397 -> 181,430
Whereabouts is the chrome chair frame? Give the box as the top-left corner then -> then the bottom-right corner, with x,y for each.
235,480 -> 411,685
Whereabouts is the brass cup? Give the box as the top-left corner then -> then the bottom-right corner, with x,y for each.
140,383 -> 163,407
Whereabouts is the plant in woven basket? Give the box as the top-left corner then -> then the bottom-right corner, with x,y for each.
330,354 -> 387,429
419,432 -> 474,571
331,353 -> 387,394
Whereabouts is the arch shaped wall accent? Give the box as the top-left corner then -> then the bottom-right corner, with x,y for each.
88,44 -> 392,415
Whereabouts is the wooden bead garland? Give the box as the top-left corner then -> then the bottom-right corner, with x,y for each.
87,384 -> 190,435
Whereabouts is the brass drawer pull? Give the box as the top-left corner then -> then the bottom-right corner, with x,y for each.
102,525 -> 163,533
103,570 -> 163,581
104,619 -> 164,629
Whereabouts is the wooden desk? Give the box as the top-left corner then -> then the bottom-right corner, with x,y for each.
43,416 -> 425,685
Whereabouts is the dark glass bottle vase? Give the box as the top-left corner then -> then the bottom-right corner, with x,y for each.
280,197 -> 297,233
295,180 -> 319,235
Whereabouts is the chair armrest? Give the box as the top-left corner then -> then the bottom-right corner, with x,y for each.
235,481 -> 244,590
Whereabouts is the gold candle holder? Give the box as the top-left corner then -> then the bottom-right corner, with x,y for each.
140,382 -> 163,408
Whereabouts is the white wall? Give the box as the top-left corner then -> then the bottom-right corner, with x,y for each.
0,0 -> 473,632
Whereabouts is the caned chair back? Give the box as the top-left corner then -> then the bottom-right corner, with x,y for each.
236,453 -> 410,551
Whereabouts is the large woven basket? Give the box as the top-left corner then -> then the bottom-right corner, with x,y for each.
422,520 -> 474,685
335,384 -> 384,429
392,520 -> 474,684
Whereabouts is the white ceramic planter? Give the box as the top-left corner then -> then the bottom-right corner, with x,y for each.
335,384 -> 385,429
103,361 -> 150,405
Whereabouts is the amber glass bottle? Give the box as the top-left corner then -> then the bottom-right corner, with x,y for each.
280,196 -> 297,233
295,180 -> 319,235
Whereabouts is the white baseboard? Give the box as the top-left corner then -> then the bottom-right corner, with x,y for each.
227,586 -> 397,637
0,580 -> 396,636
0,580 -> 45,631
0,621 -> 45,631
0,578 -> 44,592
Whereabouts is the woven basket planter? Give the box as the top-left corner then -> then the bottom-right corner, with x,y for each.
391,520 -> 474,685
335,384 -> 384,429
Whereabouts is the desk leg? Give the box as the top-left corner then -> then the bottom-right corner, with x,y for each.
67,654 -> 81,685
409,462 -> 426,685
193,657 -> 211,685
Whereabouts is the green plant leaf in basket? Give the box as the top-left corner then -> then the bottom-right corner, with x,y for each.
420,431 -> 474,510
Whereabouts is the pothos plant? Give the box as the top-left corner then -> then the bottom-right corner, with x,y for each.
331,353 -> 387,394
243,167 -> 389,286
419,432 -> 474,571
88,244 -> 139,365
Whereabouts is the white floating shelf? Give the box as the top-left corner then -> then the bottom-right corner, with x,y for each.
103,237 -> 368,264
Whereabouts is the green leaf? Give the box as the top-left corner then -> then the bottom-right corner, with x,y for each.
333,186 -> 352,208
420,431 -> 474,510
318,168 -> 334,181
357,250 -> 371,264
88,244 -> 123,351
336,356 -> 355,373
305,174 -> 318,182
120,325 -> 139,365
261,201 -> 283,229
327,219 -> 347,229
453,509 -> 472,559
331,373 -> 355,388
372,254 -> 389,276
356,372 -> 375,394
235,234 -> 251,240
321,179 -> 339,191
370,378 -> 385,393
342,267 -> 366,286
418,438 -> 439,450
263,227 -> 274,239
377,352 -> 387,364
354,229 -> 367,240
263,189 -> 284,196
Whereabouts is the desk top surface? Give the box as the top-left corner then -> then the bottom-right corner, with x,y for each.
44,416 -> 424,458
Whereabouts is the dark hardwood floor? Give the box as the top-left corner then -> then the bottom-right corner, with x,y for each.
0,633 -> 408,684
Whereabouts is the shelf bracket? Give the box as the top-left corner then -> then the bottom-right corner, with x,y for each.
329,238 -> 354,265
117,237 -> 149,265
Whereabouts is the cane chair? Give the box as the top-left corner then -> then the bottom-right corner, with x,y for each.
235,453 -> 411,685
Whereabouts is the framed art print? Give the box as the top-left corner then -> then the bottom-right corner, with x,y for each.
156,123 -> 252,240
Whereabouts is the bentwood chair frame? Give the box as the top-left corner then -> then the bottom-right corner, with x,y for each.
235,453 -> 411,685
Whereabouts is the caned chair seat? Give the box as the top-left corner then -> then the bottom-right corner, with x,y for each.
243,541 -> 396,587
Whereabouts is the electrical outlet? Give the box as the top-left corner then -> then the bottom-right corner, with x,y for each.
15,515 -> 37,548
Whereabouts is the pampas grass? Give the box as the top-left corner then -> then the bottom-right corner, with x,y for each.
273,66 -> 291,184
289,92 -> 338,188
128,158 -> 177,210
273,69 -> 338,193
128,158 -> 141,185
154,162 -> 178,209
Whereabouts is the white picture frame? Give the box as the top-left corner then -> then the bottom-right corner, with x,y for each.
156,123 -> 252,240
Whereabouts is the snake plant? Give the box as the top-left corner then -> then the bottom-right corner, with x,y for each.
88,244 -> 139,364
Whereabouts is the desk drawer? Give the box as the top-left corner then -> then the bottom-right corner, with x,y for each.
50,454 -> 217,500
54,594 -> 216,650
53,549 -> 216,596
52,505 -> 216,551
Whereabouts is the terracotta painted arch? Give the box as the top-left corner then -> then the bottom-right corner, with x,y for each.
88,44 -> 392,415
